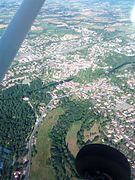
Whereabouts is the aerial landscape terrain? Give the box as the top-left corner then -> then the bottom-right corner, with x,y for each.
0,0 -> 135,179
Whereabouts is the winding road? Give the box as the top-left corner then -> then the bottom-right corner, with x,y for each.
25,92 -> 76,180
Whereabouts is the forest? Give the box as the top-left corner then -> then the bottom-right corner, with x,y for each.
50,98 -> 104,180
0,78 -> 54,179
0,77 -> 73,179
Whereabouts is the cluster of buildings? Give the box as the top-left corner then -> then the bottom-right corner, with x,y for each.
51,76 -> 135,170
12,169 -> 26,180
0,0 -> 135,178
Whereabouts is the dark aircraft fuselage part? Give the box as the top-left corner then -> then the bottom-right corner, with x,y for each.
75,144 -> 131,180
0,0 -> 46,82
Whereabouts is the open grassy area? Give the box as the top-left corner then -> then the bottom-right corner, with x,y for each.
84,122 -> 101,143
66,121 -> 82,157
30,107 -> 64,180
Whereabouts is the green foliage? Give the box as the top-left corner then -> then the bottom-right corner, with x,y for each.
105,53 -> 135,70
79,47 -> 89,58
41,23 -> 78,37
110,74 -> 135,95
74,68 -> 105,84
0,84 -> 36,179
0,78 -> 58,178
50,98 -> 100,179
0,84 -> 30,99
0,87 -> 36,154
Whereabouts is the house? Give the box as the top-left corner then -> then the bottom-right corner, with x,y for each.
13,171 -> 21,179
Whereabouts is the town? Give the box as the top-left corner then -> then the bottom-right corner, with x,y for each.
0,0 -> 135,179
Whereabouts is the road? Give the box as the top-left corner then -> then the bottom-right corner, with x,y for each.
24,92 -> 76,180
25,89 -> 135,179
24,99 -> 52,180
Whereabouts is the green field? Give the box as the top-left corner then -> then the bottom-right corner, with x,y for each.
66,121 -> 82,157
30,108 -> 64,180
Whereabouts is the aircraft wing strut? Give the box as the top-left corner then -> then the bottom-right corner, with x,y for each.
0,0 -> 46,82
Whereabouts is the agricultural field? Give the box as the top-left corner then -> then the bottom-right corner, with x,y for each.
30,108 -> 64,180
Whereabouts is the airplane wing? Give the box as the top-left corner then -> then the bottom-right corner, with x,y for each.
0,0 -> 46,82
